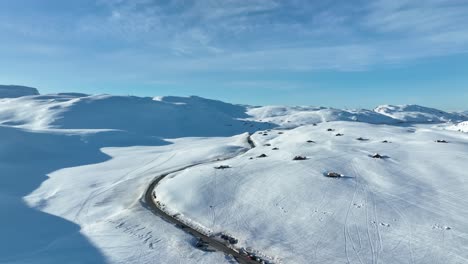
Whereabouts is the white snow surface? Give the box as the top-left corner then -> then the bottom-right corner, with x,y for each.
447,121 -> 468,133
247,104 -> 467,128
157,122 -> 468,263
374,104 -> 465,123
1,85 -> 467,263
246,105 -> 399,128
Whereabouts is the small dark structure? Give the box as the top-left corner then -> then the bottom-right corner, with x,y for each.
335,133 -> 344,136
293,156 -> 307,160
435,140 -> 448,143
313,123 -> 317,126
325,172 -> 343,178
262,133 -> 268,136
264,143 -> 271,146
382,140 -> 390,143
220,233 -> 238,245
257,154 -> 268,158
371,153 -> 383,159
278,131 -> 284,134
306,140 -> 315,143
214,165 -> 231,169
272,147 -> 279,150
327,128 -> 335,131
356,137 -> 369,141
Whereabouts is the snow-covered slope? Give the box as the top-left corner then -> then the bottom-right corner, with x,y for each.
1,85 -> 467,264
447,121 -> 468,133
247,104 -> 468,128
0,93 -> 273,136
157,122 -> 468,263
247,106 -> 399,128
0,121 -> 250,263
0,85 -> 39,98
374,104 -> 466,123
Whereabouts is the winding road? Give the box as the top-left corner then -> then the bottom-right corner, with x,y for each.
142,135 -> 260,264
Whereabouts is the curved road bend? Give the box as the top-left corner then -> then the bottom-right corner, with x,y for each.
142,135 -> 259,264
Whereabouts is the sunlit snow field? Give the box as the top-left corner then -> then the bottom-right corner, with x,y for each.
1,85 -> 467,263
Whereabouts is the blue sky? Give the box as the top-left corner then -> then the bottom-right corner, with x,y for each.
0,0 -> 467,110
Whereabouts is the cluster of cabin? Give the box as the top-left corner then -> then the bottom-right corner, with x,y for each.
185,126 -> 452,262
219,233 -> 238,244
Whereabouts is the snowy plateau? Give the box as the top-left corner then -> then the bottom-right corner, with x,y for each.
1,85 -> 467,264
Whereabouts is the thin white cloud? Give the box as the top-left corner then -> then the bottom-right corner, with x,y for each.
2,0 -> 468,73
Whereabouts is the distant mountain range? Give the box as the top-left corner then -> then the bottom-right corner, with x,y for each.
1,85 -> 466,136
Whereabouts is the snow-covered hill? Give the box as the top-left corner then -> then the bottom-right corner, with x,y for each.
374,104 -> 466,123
1,85 -> 467,264
157,122 -> 468,263
247,106 -> 399,128
447,121 -> 468,133
0,93 -> 273,136
0,85 -> 39,98
247,104 -> 467,128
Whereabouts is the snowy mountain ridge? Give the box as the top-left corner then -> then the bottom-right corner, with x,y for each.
0,85 -> 466,134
